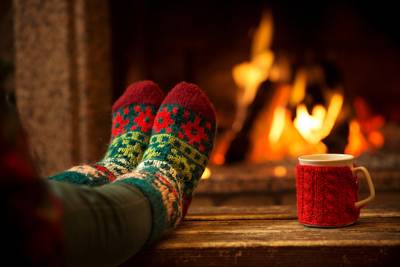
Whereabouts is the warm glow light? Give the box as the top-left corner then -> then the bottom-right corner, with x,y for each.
269,106 -> 286,142
201,167 -> 211,180
212,153 -> 225,165
232,11 -> 275,127
211,11 -> 275,164
213,12 -> 382,164
273,165 -> 287,177
233,62 -> 269,106
294,104 -> 326,144
321,93 -> 344,138
345,97 -> 385,156
368,131 -> 384,148
294,93 -> 343,144
251,12 -> 273,58
290,71 -> 306,105
345,120 -> 369,156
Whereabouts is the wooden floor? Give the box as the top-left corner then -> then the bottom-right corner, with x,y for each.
126,205 -> 400,267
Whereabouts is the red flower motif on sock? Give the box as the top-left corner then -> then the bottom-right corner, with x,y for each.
154,108 -> 173,133
183,110 -> 190,119
134,106 -> 155,133
180,116 -> 208,146
112,112 -> 129,137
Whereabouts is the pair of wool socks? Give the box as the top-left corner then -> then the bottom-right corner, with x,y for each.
49,81 -> 216,242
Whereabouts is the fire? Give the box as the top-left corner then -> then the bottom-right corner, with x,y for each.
201,167 -> 211,180
294,104 -> 326,144
268,106 -> 286,142
273,165 -> 287,177
232,12 -> 274,129
345,97 -> 385,156
209,12 -> 385,169
290,70 -> 307,105
294,93 -> 344,144
225,11 -> 346,162
210,12 -> 275,165
345,120 -> 369,156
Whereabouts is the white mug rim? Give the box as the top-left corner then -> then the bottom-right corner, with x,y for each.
298,153 -> 354,166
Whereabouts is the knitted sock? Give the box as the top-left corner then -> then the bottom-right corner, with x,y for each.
114,82 -> 216,243
49,81 -> 164,186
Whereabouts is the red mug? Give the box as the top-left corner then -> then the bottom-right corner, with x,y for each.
296,154 -> 375,227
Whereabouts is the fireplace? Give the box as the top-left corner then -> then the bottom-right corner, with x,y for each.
107,1 -> 400,206
9,0 -> 400,207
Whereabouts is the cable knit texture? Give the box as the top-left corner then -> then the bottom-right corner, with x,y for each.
49,81 -> 164,186
114,82 -> 217,243
296,165 -> 360,227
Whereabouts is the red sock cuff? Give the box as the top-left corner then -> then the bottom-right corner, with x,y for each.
112,80 -> 164,111
163,81 -> 216,123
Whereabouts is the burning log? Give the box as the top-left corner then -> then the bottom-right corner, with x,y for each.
225,80 -> 277,163
210,11 -> 386,166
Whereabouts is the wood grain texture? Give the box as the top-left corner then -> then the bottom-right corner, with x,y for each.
124,206 -> 400,267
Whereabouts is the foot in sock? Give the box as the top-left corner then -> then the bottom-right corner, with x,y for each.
114,82 -> 216,243
49,81 -> 164,186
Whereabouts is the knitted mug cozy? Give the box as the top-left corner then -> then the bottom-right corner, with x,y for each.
296,165 -> 360,227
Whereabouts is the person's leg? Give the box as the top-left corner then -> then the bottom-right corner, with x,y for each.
49,180 -> 151,267
114,82 -> 217,243
45,82 -> 216,266
49,81 -> 164,186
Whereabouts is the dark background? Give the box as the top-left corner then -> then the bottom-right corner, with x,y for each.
109,0 -> 400,126
1,0 -> 400,129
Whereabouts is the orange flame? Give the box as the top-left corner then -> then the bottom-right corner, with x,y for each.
345,97 -> 385,156
232,12 -> 274,130
201,167 -> 211,180
269,106 -> 286,142
345,120 -> 369,156
294,93 -> 344,144
211,12 -> 385,167
210,12 -> 275,165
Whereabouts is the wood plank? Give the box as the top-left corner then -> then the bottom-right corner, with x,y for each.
157,218 -> 400,248
124,206 -> 400,267
129,246 -> 399,267
186,205 -> 400,220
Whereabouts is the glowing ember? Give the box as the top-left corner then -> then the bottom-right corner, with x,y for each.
273,165 -> 287,177
368,131 -> 384,148
345,97 -> 385,156
345,120 -> 369,156
294,93 -> 344,145
290,70 -> 307,105
201,167 -> 211,180
211,12 -> 385,165
294,104 -> 326,144
269,106 -> 286,142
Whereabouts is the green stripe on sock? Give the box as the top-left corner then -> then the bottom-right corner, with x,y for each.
49,171 -> 108,186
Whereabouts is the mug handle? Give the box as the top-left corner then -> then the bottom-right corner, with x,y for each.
353,166 -> 376,208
